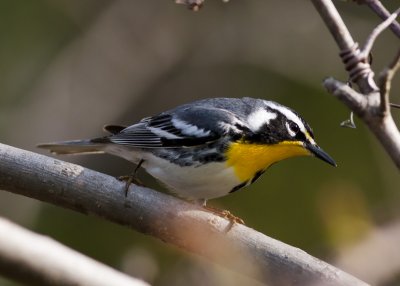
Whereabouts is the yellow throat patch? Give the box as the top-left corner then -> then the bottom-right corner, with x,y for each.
226,141 -> 310,182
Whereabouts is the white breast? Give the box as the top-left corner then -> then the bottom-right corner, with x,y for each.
104,145 -> 242,200
142,153 -> 241,200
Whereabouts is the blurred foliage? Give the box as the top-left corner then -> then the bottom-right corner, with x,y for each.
0,1 -> 399,285
0,0 -> 74,106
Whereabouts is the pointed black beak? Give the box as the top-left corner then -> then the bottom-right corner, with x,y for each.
306,143 -> 337,167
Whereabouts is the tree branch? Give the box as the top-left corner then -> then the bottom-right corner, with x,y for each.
361,8 -> 400,58
311,0 -> 400,169
379,48 -> 400,111
361,0 -> 400,38
175,0 -> 205,11
0,143 -> 369,286
323,78 -> 368,113
311,0 -> 378,92
0,216 -> 148,286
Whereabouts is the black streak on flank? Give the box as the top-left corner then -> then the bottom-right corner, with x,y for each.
251,169 -> 265,184
229,181 -> 248,193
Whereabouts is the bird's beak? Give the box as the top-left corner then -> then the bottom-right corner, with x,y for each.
305,143 -> 337,167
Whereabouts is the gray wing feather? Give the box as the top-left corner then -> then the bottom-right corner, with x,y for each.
108,106 -> 246,148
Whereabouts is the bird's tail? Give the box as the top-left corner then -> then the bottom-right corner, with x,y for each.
37,139 -> 106,155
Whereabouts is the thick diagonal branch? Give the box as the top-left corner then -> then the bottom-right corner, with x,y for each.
0,143 -> 368,286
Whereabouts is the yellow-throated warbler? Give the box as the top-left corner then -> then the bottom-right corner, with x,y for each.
38,97 -> 336,205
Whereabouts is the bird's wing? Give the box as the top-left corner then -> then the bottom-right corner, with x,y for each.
106,107 -> 249,148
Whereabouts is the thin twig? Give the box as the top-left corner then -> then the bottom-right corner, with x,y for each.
0,143 -> 369,286
311,0 -> 377,93
311,0 -> 356,51
362,0 -> 400,38
0,217 -> 148,286
175,0 -> 204,11
175,0 -> 229,10
361,8 -> 400,58
379,48 -> 400,113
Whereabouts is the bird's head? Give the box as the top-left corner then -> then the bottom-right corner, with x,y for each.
240,100 -> 336,167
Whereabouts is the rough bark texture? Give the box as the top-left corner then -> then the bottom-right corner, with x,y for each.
0,143 -> 368,286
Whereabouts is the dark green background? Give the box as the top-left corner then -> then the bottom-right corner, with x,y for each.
0,1 -> 399,285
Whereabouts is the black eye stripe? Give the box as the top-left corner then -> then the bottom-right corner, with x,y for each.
307,128 -> 315,139
295,132 -> 306,141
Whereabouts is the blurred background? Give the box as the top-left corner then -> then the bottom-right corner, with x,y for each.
0,0 -> 399,285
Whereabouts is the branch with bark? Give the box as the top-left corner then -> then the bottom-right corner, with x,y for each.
0,143 -> 368,286
357,0 -> 400,38
311,0 -> 400,168
0,217 -> 148,286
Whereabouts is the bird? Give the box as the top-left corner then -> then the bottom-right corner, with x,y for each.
38,97 -> 336,208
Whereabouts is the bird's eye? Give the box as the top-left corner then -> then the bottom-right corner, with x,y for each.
289,122 -> 299,134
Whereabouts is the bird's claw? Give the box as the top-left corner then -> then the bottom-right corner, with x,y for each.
117,175 -> 145,197
118,159 -> 145,197
203,206 -> 245,227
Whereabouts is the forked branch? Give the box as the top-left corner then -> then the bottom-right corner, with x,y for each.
359,0 -> 400,38
311,0 -> 400,168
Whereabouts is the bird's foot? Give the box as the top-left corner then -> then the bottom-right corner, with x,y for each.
203,206 -> 245,225
117,159 -> 145,197
117,175 -> 145,197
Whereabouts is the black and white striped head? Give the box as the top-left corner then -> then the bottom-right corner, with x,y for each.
243,100 -> 336,166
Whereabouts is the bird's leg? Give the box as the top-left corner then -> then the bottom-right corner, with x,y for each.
197,200 -> 245,226
118,159 -> 145,197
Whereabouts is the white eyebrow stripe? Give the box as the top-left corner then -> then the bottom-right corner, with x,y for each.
246,108 -> 277,131
265,102 -> 306,132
